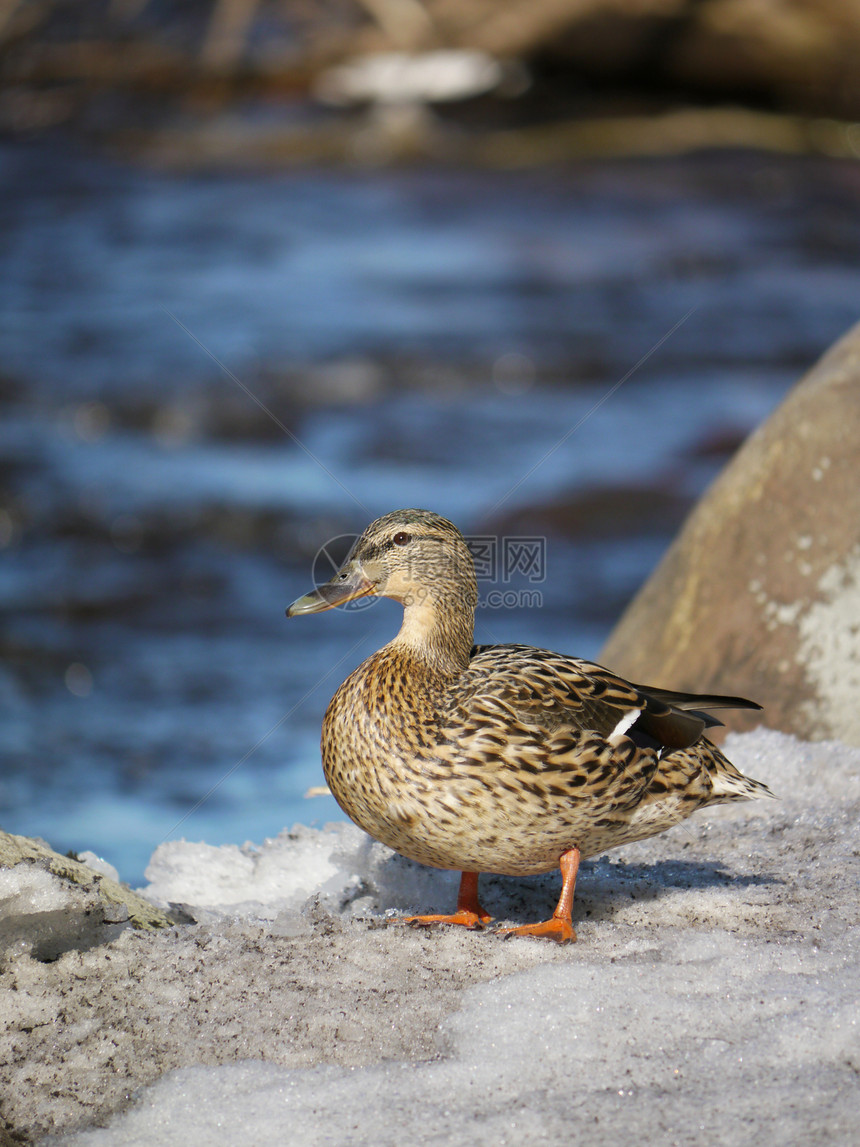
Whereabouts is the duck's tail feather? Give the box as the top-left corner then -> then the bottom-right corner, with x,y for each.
704,741 -> 776,803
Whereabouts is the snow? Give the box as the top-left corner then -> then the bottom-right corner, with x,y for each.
2,729 -> 859,1145
141,822 -> 464,923
75,852 -> 120,884
0,864 -> 73,919
0,859 -> 128,964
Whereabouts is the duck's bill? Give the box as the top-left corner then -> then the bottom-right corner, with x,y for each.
286,572 -> 375,616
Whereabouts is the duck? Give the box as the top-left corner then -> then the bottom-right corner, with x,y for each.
287,508 -> 772,942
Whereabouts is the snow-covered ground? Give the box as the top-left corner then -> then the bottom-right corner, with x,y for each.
2,729 -> 858,1145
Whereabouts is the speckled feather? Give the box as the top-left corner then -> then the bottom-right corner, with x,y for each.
322,643 -> 767,875
308,509 -> 772,880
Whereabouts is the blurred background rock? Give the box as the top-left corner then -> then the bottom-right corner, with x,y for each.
1,0 -> 859,883
2,1 -> 860,161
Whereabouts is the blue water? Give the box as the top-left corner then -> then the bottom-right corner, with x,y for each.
2,138 -> 858,883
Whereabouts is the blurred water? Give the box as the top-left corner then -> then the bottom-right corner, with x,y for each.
2,138 -> 859,883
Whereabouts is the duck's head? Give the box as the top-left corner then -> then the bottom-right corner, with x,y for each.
287,508 -> 477,618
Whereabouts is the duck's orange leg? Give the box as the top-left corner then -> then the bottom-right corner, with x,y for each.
500,846 -> 580,943
403,870 -> 493,930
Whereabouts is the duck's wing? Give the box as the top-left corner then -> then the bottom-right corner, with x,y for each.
467,644 -> 761,754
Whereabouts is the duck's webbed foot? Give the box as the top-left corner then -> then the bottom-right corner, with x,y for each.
499,846 -> 580,945
404,908 -> 490,930
500,917 -> 577,943
402,871 -> 492,931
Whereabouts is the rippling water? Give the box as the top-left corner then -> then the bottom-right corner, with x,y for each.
2,138 -> 858,883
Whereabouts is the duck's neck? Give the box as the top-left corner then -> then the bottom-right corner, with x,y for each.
390,588 -> 475,678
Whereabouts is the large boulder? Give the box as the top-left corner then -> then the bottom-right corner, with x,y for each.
601,320 -> 860,745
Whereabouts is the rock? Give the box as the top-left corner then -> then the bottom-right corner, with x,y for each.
0,830 -> 175,961
600,319 -> 860,745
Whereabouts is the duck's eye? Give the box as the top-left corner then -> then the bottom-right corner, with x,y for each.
392,531 -> 412,547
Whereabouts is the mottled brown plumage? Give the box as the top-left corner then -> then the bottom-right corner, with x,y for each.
288,509 -> 772,942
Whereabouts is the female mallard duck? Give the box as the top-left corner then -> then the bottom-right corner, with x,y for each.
288,508 -> 772,942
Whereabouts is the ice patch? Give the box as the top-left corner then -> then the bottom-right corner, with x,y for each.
57,927 -> 859,1146
0,865 -> 72,920
6,729 -> 860,1145
140,821 -> 463,922
77,851 -> 120,883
